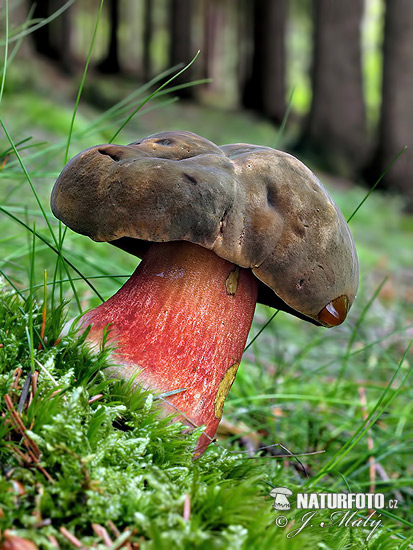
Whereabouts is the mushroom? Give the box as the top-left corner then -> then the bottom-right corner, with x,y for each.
269,487 -> 293,510
51,131 -> 358,455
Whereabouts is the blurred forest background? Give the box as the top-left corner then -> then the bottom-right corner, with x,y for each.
4,0 -> 413,210
1,3 -> 413,545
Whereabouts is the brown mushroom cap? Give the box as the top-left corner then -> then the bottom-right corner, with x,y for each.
51,130 -> 358,325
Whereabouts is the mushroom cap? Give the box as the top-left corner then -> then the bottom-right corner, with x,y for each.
269,487 -> 293,497
51,130 -> 358,326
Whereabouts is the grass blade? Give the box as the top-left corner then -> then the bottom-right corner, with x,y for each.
244,310 -> 279,352
331,277 -> 388,394
0,119 -> 56,241
109,51 -> 201,143
307,342 -> 412,488
0,0 -> 9,104
1,0 -> 76,46
64,0 -> 104,163
347,146 -> 407,223
273,86 -> 295,149
27,224 -> 36,373
0,206 -> 103,302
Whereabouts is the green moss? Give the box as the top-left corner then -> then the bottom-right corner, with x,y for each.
1,289 -> 410,549
0,290 -> 278,548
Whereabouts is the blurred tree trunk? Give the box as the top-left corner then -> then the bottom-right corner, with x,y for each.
202,0 -> 218,83
201,0 -> 226,91
29,1 -> 60,61
236,0 -> 253,103
201,0 -> 213,81
169,0 -> 194,98
28,0 -> 73,73
142,0 -> 153,80
241,0 -> 287,124
301,0 -> 366,174
366,0 -> 413,209
97,0 -> 120,74
53,0 -> 73,74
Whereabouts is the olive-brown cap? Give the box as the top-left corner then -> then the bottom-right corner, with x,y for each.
51,131 -> 358,326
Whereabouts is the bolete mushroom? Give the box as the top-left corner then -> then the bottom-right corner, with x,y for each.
51,131 -> 358,455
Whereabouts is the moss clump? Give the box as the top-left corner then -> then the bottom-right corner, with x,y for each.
0,289 -> 408,549
0,290 -> 280,549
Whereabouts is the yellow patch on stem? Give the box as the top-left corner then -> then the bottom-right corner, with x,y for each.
214,362 -> 239,419
225,266 -> 240,296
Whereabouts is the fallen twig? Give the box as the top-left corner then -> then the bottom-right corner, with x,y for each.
4,394 -> 54,484
92,523 -> 113,546
183,493 -> 191,521
11,368 -> 22,391
59,527 -> 83,548
88,394 -> 103,404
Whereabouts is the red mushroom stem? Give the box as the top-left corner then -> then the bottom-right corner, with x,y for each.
79,241 -> 258,455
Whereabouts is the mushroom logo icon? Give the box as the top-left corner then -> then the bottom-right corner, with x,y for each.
270,487 -> 293,510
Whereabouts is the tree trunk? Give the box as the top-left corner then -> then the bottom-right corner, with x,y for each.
97,0 -> 121,74
368,0 -> 413,209
201,0 -> 227,92
302,0 -> 367,174
236,0 -> 253,103
202,0 -> 217,83
142,0 -> 153,81
168,0 -> 194,98
28,0 -> 60,61
53,0 -> 74,74
242,0 -> 287,124
27,0 -> 74,73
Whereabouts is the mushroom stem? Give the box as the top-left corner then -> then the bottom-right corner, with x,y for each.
79,241 -> 258,455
